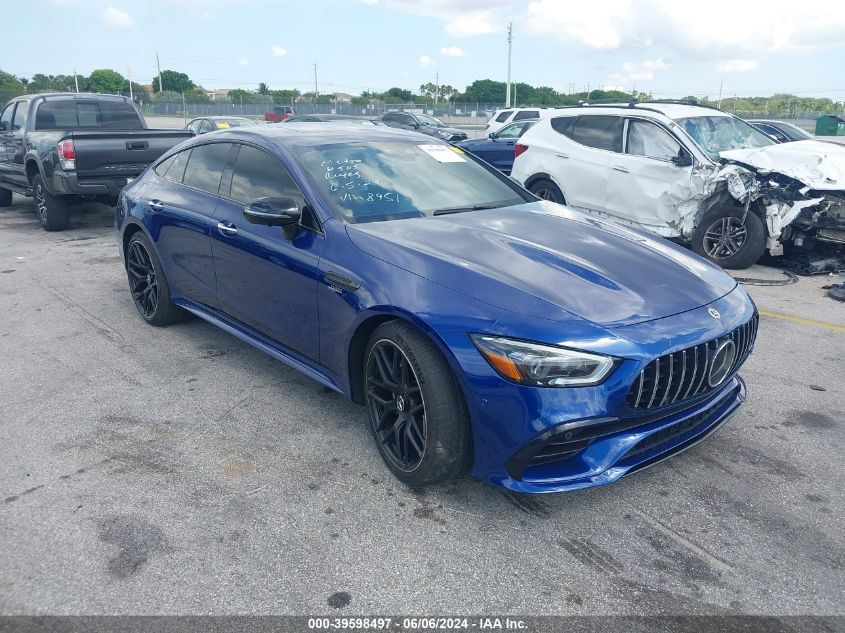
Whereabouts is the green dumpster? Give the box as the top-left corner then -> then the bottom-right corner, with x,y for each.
815,115 -> 845,136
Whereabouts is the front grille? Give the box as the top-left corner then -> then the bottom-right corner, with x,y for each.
626,314 -> 758,411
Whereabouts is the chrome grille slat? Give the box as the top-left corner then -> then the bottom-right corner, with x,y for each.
626,315 -> 758,411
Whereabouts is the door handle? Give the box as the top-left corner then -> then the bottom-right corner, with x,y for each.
217,221 -> 238,237
555,152 -> 569,158
148,199 -> 164,212
506,141 -> 514,146
612,165 -> 630,173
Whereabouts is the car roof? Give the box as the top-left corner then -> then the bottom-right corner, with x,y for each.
543,103 -> 731,120
204,115 -> 254,120
202,122 -> 433,148
14,92 -> 132,103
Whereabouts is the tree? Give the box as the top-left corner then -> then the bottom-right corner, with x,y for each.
384,87 -> 413,102
270,89 -> 299,104
462,79 -> 507,103
258,82 -> 270,95
184,88 -> 210,103
88,69 -> 125,94
0,69 -> 24,92
153,70 -> 195,93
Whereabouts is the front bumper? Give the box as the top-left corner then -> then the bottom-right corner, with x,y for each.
498,376 -> 745,493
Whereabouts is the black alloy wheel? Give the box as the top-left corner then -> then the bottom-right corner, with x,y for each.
127,239 -> 159,319
366,339 -> 427,472
528,178 -> 565,204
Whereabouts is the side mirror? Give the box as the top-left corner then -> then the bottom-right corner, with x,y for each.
244,197 -> 301,227
488,132 -> 496,139
672,149 -> 693,167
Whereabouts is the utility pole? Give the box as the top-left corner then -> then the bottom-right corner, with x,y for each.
128,67 -> 133,101
156,52 -> 163,92
513,80 -> 517,106
717,78 -> 724,109
505,22 -> 513,108
73,69 -> 79,93
314,63 -> 318,100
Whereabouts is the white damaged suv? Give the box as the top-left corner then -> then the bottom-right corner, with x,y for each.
511,102 -> 845,269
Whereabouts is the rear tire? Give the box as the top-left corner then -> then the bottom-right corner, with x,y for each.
32,174 -> 69,231
364,321 -> 472,488
528,178 -> 566,204
0,187 -> 12,207
125,231 -> 189,326
692,207 -> 766,269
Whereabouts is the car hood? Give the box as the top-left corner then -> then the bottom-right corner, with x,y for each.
346,202 -> 737,328
720,140 -> 845,191
422,125 -> 465,136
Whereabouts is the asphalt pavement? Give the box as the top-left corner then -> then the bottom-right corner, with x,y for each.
0,197 -> 842,616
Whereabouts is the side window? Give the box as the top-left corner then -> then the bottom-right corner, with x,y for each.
12,103 -> 28,131
0,104 -> 13,132
187,120 -> 201,134
626,119 -> 681,161
182,143 -> 233,194
383,113 -> 399,123
495,110 -> 513,123
228,144 -> 302,204
497,123 -> 524,139
550,116 -> 577,137
400,114 -> 416,126
164,149 -> 191,183
570,116 -> 623,152
513,110 -> 538,121
154,155 -> 176,177
756,124 -> 786,142
198,120 -> 215,134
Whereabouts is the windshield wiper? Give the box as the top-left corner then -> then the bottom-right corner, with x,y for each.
432,203 -> 503,216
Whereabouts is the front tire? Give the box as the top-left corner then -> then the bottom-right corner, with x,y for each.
0,187 -> 12,207
125,231 -> 188,326
32,174 -> 69,231
692,207 -> 766,269
364,321 -> 471,488
528,178 -> 566,204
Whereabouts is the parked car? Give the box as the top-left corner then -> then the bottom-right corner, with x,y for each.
748,119 -> 814,143
512,102 -> 845,269
456,119 -> 537,174
116,123 -> 757,493
486,107 -> 545,134
284,114 -> 382,125
0,93 -> 193,230
265,106 -> 295,122
380,112 -> 467,142
186,116 -> 258,135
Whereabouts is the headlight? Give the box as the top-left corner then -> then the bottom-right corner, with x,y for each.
437,129 -> 452,138
470,335 -> 617,387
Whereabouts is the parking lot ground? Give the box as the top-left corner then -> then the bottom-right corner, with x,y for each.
0,197 -> 842,616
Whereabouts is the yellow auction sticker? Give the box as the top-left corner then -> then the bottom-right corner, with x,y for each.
450,146 -> 465,154
216,122 -> 230,129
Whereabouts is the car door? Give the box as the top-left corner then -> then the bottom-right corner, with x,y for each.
484,121 -> 529,172
143,142 -> 234,308
549,114 -> 621,213
605,117 -> 695,229
211,143 -> 324,360
0,103 -> 16,183
7,101 -> 30,187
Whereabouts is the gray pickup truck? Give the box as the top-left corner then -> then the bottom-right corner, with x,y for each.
0,93 -> 192,230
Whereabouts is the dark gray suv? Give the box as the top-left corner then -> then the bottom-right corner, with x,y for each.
380,112 -> 467,142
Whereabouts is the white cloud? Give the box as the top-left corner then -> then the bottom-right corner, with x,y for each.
440,46 -> 464,57
716,59 -> 758,72
359,0 -> 379,4
270,45 -> 287,57
238,58 -> 249,66
102,6 -> 133,28
621,58 -> 668,81
383,0 -> 509,37
419,55 -> 432,67
524,0 -> 845,63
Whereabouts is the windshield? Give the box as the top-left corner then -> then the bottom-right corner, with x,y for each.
415,114 -> 446,128
218,118 -> 256,128
674,115 -> 774,160
294,141 -> 527,224
779,122 -> 813,141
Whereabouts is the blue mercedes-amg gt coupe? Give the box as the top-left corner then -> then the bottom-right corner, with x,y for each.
116,123 -> 757,493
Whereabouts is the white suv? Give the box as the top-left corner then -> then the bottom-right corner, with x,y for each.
511,102 -> 845,269
486,108 -> 546,134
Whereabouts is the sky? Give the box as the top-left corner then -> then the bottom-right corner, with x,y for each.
5,0 -> 845,100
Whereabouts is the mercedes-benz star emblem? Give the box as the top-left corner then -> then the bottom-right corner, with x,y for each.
708,307 -> 720,319
707,339 -> 737,388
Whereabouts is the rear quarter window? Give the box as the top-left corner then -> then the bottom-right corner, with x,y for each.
513,110 -> 538,121
570,115 -> 623,152
550,116 -> 577,137
495,110 -> 513,123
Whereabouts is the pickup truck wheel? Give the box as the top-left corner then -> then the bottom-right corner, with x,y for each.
0,187 -> 12,207
692,207 -> 765,269
32,175 -> 69,231
364,321 -> 472,488
528,179 -> 566,204
126,232 -> 188,326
